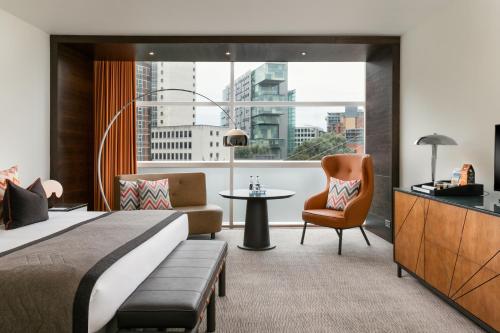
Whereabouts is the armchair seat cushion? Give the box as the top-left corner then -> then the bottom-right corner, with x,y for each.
302,209 -> 346,228
177,204 -> 223,235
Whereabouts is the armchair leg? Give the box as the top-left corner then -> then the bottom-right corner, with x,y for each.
337,229 -> 343,255
210,233 -> 215,239
359,226 -> 371,246
300,222 -> 307,245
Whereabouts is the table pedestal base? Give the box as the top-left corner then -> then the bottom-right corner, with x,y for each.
240,199 -> 275,251
237,244 -> 276,251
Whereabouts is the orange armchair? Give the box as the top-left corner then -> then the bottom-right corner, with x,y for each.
301,154 -> 374,255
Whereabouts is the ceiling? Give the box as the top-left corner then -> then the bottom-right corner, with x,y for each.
0,0 -> 453,36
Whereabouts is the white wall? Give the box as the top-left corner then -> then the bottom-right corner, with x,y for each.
401,0 -> 500,191
0,8 -> 50,184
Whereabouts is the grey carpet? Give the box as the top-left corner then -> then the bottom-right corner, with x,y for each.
199,228 -> 483,333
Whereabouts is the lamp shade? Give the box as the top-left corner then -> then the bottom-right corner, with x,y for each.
415,133 -> 457,146
223,128 -> 249,147
42,180 -> 63,198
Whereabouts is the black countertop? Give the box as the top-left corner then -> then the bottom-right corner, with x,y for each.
395,188 -> 500,218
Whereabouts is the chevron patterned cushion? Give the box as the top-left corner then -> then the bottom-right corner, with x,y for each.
137,179 -> 172,210
1,166 -> 20,217
326,177 -> 361,211
119,180 -> 140,210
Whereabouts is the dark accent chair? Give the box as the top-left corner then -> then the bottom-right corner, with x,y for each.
301,154 -> 374,255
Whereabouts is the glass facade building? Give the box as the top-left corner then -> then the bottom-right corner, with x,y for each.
224,63 -> 296,160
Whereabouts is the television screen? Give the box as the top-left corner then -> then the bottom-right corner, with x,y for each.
496,125 -> 500,191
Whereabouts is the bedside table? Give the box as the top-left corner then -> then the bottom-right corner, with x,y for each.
49,203 -> 88,212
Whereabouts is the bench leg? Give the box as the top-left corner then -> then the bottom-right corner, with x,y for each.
207,291 -> 216,332
219,262 -> 226,297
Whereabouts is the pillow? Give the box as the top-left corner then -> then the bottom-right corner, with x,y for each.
0,165 -> 20,217
137,179 -> 172,210
119,180 -> 140,210
326,177 -> 361,211
3,178 -> 49,230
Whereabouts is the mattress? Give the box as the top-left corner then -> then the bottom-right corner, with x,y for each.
0,210 -> 189,333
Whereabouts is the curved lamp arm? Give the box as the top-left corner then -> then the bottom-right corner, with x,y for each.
97,88 -> 238,212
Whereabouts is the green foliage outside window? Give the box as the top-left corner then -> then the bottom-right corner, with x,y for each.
287,133 -> 353,160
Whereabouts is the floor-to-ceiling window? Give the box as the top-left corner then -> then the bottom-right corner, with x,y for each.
136,61 -> 365,225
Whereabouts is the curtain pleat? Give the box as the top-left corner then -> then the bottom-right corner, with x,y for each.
93,61 -> 137,211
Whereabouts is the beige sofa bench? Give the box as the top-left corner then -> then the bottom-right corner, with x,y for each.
114,172 -> 222,238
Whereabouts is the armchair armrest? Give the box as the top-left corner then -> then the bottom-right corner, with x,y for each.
304,190 -> 328,210
343,191 -> 373,228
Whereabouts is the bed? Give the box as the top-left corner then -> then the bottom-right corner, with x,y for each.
0,210 -> 189,333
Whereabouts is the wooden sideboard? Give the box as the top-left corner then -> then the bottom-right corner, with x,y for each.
394,190 -> 499,332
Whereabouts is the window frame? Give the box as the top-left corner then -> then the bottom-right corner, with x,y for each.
137,60 -> 365,190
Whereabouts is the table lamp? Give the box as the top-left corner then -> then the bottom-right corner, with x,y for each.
415,133 -> 457,182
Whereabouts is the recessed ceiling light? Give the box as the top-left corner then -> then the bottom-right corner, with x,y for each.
301,51 -> 307,56
225,51 -> 231,56
149,51 -> 155,56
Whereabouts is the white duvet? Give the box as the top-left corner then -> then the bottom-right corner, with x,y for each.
0,210 -> 189,333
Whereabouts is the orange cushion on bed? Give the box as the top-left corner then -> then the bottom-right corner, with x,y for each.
0,166 -> 20,217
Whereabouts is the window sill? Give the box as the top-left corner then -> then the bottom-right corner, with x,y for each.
137,160 -> 321,168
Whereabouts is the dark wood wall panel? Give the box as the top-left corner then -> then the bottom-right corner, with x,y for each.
49,35 -> 400,217
50,43 -> 93,207
365,44 -> 400,242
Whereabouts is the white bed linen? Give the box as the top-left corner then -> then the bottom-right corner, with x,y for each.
0,210 -> 189,333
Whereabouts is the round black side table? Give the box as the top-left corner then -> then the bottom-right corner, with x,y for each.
219,189 -> 295,251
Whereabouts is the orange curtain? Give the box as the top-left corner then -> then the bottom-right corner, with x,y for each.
93,61 -> 137,211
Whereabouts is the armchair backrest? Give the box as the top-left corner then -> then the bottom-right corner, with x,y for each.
322,154 -> 374,217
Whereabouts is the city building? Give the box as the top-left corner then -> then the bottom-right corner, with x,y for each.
156,62 -> 196,127
137,62 -> 198,161
135,62 -> 156,161
325,106 -> 365,153
326,111 -> 345,134
222,63 -> 295,159
294,125 -> 325,147
151,125 -> 229,161
150,62 -> 230,161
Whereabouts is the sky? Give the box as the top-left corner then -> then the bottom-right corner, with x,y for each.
175,62 -> 365,130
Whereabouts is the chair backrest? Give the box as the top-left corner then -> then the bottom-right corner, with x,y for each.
321,154 -> 374,213
114,172 -> 207,209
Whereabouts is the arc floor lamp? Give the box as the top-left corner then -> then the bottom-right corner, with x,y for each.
97,88 -> 248,211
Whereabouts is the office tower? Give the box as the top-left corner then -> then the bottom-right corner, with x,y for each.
135,61 -> 156,161
287,90 -> 296,154
222,63 -> 295,159
326,106 -> 365,153
294,126 -> 325,147
326,111 -> 345,134
156,62 -> 196,126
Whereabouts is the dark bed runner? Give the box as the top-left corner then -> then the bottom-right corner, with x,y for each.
0,210 -> 183,333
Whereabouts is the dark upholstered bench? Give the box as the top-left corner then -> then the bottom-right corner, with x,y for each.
117,240 -> 227,333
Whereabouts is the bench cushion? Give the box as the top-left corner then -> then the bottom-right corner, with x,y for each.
117,240 -> 227,329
